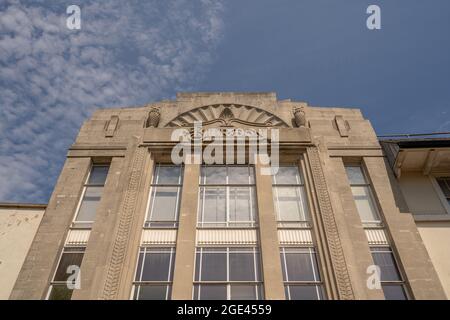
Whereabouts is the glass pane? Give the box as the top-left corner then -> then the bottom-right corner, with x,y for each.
437,178 -> 450,198
282,249 -> 319,282
256,284 -> 264,299
155,166 -> 182,185
229,252 -> 255,281
54,252 -> 84,281
255,252 -> 262,281
194,252 -> 201,281
382,284 -> 407,300
198,251 -> 227,281
48,285 -> 73,300
371,250 -> 402,281
273,166 -> 301,185
134,252 -> 144,281
200,187 -> 226,225
352,186 -> 380,222
229,187 -> 255,225
141,251 -> 171,281
345,166 -> 366,185
230,285 -> 257,300
274,186 -> 308,222
203,166 -> 227,184
195,285 -> 227,300
287,285 -> 323,300
75,186 -> 103,222
149,186 -> 179,222
88,166 -> 109,185
136,285 -> 169,300
228,166 -> 253,184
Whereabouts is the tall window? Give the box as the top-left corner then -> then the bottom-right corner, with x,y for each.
346,165 -> 409,300
198,165 -> 257,227
280,247 -> 325,300
370,247 -> 408,300
345,165 -> 381,224
133,247 -> 175,300
272,166 -> 310,227
48,247 -> 85,300
273,165 -> 326,300
73,164 -> 110,228
145,164 -> 183,227
193,247 -> 263,300
436,177 -> 450,208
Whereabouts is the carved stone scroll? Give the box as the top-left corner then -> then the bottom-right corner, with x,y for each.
101,146 -> 146,299
307,147 -> 354,300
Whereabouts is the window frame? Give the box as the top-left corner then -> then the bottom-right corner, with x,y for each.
369,245 -> 409,300
272,165 -> 311,228
345,164 -> 383,226
280,246 -> 325,300
131,246 -> 176,300
46,246 -> 85,300
144,164 -> 184,228
198,165 -> 258,228
430,175 -> 450,215
71,163 -> 110,229
192,246 -> 264,300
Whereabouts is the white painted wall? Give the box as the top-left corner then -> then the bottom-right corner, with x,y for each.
0,206 -> 44,300
417,222 -> 450,299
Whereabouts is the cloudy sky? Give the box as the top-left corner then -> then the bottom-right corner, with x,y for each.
1,0 -> 449,203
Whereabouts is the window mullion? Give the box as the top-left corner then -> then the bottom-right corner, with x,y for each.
253,247 -> 257,282
226,247 -> 230,282
282,249 -> 289,282
174,186 -> 180,223
147,187 -> 156,223
168,248 -> 174,282
201,187 -> 206,227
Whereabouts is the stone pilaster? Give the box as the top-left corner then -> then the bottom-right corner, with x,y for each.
254,162 -> 285,300
326,157 -> 384,299
71,157 -> 124,299
306,147 -> 355,300
171,161 -> 200,300
98,142 -> 148,300
10,157 -> 92,299
116,151 -> 154,299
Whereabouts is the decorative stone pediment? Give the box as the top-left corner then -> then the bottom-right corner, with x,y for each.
165,104 -> 289,128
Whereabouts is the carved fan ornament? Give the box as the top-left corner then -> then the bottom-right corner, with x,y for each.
219,106 -> 234,120
165,104 -> 289,128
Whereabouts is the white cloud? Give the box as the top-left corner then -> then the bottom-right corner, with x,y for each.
0,0 -> 225,202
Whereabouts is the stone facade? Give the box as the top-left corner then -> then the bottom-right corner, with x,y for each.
0,203 -> 45,299
10,92 -> 447,300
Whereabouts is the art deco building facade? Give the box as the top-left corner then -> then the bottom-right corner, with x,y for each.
8,92 -> 448,300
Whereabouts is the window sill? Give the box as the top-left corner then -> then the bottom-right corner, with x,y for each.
413,214 -> 450,222
143,226 -> 179,230
196,226 -> 259,230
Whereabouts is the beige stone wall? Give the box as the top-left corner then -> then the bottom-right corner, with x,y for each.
399,173 -> 448,215
0,206 -> 44,300
10,157 -> 91,300
11,92 -> 447,300
416,222 -> 450,298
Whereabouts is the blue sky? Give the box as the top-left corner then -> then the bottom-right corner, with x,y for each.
1,0 -> 449,203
